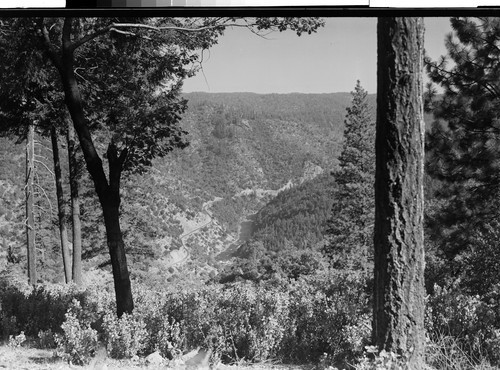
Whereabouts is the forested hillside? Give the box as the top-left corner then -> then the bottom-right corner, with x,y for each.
249,173 -> 335,252
0,92 -> 366,284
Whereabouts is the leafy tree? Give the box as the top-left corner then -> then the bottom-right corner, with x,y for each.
1,17 -> 324,316
324,81 -> 375,275
425,17 -> 500,294
373,17 -> 426,367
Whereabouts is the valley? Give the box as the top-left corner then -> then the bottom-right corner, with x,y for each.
0,91 -> 375,285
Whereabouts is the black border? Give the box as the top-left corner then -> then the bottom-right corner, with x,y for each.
0,6 -> 496,17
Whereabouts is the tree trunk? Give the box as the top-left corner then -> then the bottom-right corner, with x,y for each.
102,189 -> 134,317
26,123 -> 37,285
51,126 -> 72,283
47,18 -> 134,315
67,122 -> 83,285
373,17 -> 425,368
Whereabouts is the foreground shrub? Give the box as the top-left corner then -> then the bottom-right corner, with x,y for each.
282,271 -> 371,368
0,272 -> 372,367
132,288 -> 185,359
0,279 -> 88,338
426,284 -> 500,367
102,311 -> 147,358
55,300 -> 98,365
426,333 -> 498,370
201,283 -> 290,363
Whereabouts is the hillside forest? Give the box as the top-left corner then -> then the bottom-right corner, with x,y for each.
1,16 -> 500,370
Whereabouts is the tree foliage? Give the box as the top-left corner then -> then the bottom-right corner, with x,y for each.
425,17 -> 500,294
323,81 -> 375,274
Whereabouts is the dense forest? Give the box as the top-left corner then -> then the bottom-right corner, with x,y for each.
1,16 -> 500,370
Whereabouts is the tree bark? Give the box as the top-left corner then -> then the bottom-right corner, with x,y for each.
51,125 -> 72,283
67,122 -> 83,285
26,123 -> 37,285
373,17 -> 425,368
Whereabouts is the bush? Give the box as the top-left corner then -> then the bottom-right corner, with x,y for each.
102,311 -> 147,359
0,280 -> 88,338
0,273 -> 372,367
55,300 -> 99,365
426,284 -> 500,367
282,271 -> 371,368
37,329 -> 57,349
426,334 -> 498,370
133,289 -> 185,359
199,283 -> 290,363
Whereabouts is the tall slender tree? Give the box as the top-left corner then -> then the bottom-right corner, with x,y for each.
50,125 -> 72,283
26,123 -> 37,285
67,122 -> 83,285
373,17 -> 426,368
324,80 -> 375,276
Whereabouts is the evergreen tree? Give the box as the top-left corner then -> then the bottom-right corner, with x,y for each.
324,80 -> 375,275
425,17 -> 500,294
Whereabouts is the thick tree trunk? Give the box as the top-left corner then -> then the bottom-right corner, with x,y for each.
67,122 -> 83,285
373,17 -> 425,368
101,190 -> 133,317
26,123 -> 37,285
51,126 -> 72,283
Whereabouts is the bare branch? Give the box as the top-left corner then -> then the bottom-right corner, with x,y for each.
67,18 -> 284,53
33,183 -> 54,216
74,67 -> 90,84
34,159 -> 55,178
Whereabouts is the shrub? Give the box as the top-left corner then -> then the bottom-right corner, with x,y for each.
8,331 -> 26,348
56,300 -> 99,365
0,280 -> 88,338
132,286 -> 186,358
426,333 -> 498,370
426,284 -> 500,366
37,329 -> 57,349
102,311 -> 148,359
282,271 -> 371,367
203,283 -> 290,363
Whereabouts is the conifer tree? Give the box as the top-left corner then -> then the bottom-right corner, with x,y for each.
425,17 -> 500,293
324,80 -> 375,275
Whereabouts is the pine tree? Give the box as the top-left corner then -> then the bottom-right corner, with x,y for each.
324,80 -> 375,275
425,17 -> 500,293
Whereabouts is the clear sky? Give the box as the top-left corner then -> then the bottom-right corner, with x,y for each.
183,17 -> 453,94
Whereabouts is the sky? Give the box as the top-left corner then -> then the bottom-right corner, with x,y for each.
183,17 -> 453,94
